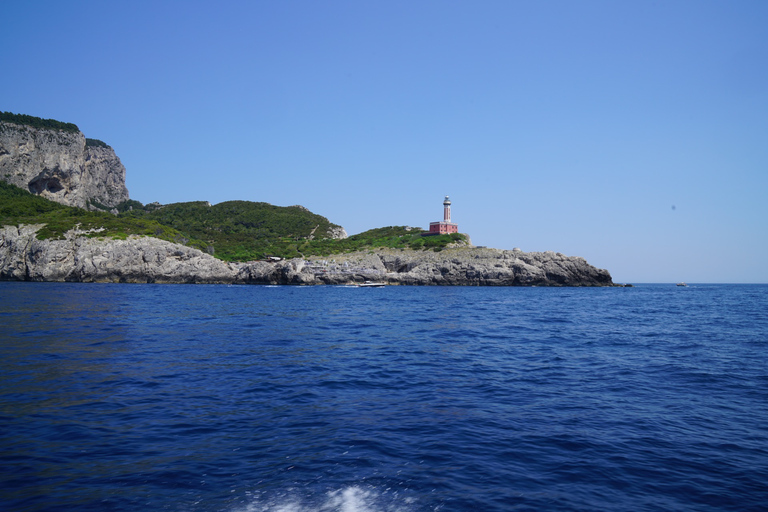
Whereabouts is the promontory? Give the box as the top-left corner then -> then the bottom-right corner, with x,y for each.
1,113 -> 615,286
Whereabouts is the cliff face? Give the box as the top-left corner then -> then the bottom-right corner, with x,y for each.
0,226 -> 614,286
0,121 -> 129,209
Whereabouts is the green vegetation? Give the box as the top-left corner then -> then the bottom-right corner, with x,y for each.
0,182 -> 208,250
0,112 -> 79,134
1,181 -> 469,261
306,226 -> 467,256
0,112 -> 471,259
85,138 -> 111,149
87,198 -> 113,212
114,199 -> 155,213
119,200 -> 345,261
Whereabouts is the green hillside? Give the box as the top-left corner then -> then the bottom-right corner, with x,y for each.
322,226 -> 467,253
119,201 -> 467,260
1,182 -> 469,260
0,181 -> 206,249
119,200 -> 344,261
0,112 -> 469,258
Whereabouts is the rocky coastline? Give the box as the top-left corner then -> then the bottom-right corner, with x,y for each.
1,115 -> 616,287
0,225 -> 615,286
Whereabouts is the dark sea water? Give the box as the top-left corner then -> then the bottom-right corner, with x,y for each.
1,283 -> 767,512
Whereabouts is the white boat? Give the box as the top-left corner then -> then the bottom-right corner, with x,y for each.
357,281 -> 386,287
676,282 -> 688,287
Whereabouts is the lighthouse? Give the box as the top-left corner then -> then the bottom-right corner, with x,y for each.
428,195 -> 459,234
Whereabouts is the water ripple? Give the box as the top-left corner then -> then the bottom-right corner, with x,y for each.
1,283 -> 767,511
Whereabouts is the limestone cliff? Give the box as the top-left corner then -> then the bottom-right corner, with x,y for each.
0,225 -> 614,286
0,121 -> 129,209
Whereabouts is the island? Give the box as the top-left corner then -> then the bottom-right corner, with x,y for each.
0,112 -> 615,286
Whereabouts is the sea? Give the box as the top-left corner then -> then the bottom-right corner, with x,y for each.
1,282 -> 767,512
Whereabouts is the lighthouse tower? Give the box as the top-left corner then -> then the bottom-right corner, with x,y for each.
429,195 -> 459,234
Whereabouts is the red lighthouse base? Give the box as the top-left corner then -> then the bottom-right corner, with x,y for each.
428,221 -> 458,234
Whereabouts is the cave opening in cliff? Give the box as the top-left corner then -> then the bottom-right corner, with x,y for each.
28,176 -> 64,194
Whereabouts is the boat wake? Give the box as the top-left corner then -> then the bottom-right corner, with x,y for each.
236,486 -> 419,512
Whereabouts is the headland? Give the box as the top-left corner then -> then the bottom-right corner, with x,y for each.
0,113 -> 615,286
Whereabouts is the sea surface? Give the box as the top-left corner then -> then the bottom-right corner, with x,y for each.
1,283 -> 767,512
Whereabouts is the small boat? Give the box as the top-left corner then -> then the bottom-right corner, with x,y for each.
357,281 -> 386,287
676,282 -> 688,287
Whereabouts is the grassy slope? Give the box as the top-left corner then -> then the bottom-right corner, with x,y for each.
120,202 -> 467,260
1,182 -> 467,260
1,112 -> 469,259
120,200 -> 341,260
0,181 -> 204,248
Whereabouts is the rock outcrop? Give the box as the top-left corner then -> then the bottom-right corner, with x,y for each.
0,121 -> 129,209
0,225 -> 614,286
0,225 -> 234,284
301,247 -> 614,286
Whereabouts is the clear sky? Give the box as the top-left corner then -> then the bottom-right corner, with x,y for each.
2,1 -> 767,283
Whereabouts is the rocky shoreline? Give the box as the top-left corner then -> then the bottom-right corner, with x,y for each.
0,225 -> 615,286
1,117 -> 616,287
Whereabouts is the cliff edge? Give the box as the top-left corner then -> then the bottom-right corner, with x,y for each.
0,119 -> 129,209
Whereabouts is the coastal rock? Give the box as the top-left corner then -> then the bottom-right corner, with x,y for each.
0,225 -> 234,283
0,121 -> 129,209
300,247 -> 613,286
327,226 -> 348,240
0,226 -> 614,286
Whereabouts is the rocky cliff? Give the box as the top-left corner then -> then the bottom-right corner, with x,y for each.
0,121 -> 129,209
0,225 -> 234,284
0,225 -> 614,286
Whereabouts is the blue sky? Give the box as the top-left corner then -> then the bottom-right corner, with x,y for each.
2,1 -> 767,283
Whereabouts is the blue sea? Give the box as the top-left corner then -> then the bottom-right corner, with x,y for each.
1,283 -> 767,511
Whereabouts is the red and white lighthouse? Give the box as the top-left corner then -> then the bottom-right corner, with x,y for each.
429,195 -> 459,234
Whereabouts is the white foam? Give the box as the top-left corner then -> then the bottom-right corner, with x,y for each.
237,486 -> 415,512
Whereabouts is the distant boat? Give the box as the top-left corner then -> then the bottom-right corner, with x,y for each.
357,281 -> 386,287
676,282 -> 688,287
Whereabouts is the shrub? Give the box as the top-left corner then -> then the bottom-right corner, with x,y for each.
0,112 -> 79,133
85,138 -> 111,149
